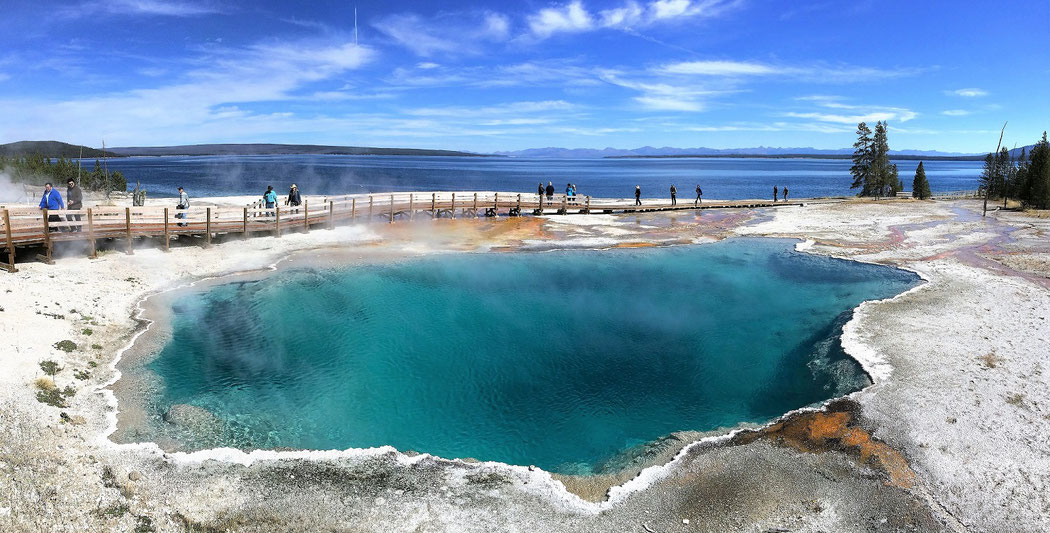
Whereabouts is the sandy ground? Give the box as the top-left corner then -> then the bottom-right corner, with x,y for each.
0,197 -> 1047,532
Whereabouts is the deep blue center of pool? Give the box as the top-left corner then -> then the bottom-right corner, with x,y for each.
145,239 -> 917,474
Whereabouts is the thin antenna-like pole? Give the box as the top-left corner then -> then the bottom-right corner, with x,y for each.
354,7 -> 358,46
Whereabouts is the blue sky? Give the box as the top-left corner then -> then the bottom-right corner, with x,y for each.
1,0 -> 1048,153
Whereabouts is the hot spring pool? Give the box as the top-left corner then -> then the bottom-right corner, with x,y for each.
125,238 -> 918,474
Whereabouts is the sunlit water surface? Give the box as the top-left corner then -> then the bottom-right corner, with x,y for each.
138,239 -> 918,474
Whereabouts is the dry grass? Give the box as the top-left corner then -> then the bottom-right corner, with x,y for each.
980,352 -> 1003,369
34,377 -> 56,391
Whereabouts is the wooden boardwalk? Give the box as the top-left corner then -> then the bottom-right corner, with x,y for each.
0,191 -> 803,272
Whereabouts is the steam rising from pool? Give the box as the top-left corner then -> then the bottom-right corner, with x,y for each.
125,239 -> 918,474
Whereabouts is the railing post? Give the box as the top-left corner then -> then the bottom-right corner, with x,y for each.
561,195 -> 567,214
243,207 -> 249,237
473,192 -> 478,217
275,206 -> 281,238
409,194 -> 414,220
2,209 -> 16,272
125,207 -> 134,255
431,193 -> 436,218
352,197 -> 357,222
86,208 -> 96,259
368,195 -> 373,220
389,194 -> 395,223
204,207 -> 212,247
41,208 -> 53,259
163,207 -> 170,252
303,200 -> 310,232
329,200 -> 335,229
586,196 -> 591,213
451,193 -> 456,219
516,194 -> 521,216
494,192 -> 499,217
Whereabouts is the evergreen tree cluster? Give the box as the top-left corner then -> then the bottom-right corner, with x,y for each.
850,121 -> 903,198
979,132 -> 1050,209
0,154 -> 127,194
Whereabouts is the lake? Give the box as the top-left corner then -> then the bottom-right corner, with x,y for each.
100,155 -> 983,200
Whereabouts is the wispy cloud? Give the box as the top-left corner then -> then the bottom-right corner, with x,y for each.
941,109 -> 971,116
783,98 -> 918,124
403,100 -> 576,117
0,39 -> 375,145
659,60 -> 919,82
659,60 -> 777,76
62,0 -> 221,18
600,71 -> 734,111
946,87 -> 988,97
528,0 -> 742,39
373,11 -> 510,57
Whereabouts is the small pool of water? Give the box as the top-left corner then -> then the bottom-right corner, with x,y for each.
126,238 -> 918,474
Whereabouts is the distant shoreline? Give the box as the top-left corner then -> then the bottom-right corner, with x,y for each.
604,153 -> 986,161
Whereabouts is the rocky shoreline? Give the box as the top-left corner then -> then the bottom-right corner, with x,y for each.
0,198 -> 1047,531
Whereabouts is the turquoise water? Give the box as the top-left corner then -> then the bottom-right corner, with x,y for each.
144,239 -> 918,474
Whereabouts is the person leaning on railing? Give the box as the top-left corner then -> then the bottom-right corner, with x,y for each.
38,182 -> 65,232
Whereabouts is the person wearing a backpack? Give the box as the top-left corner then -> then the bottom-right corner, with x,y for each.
176,186 -> 189,227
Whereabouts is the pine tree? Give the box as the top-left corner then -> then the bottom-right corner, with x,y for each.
1026,132 -> 1050,209
850,122 -> 873,194
870,121 -> 892,198
912,161 -> 931,199
980,152 -> 996,197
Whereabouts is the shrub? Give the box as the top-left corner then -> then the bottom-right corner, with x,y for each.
54,340 -> 77,353
40,360 -> 61,375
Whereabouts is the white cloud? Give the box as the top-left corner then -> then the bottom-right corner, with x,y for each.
416,62 -> 440,70
0,73 -> 9,82
941,109 -> 971,116
373,11 -> 510,57
784,109 -> 917,124
634,95 -> 704,111
529,0 -> 741,39
947,88 -> 988,97
64,0 -> 220,17
660,60 -> 778,76
0,39 -> 375,146
404,100 -> 576,117
528,1 -> 595,38
659,60 -> 918,82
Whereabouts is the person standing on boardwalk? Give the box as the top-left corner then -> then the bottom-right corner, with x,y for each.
571,183 -> 578,205
264,186 -> 278,217
783,187 -> 788,202
670,184 -> 677,206
545,181 -> 555,206
565,182 -> 574,205
65,179 -> 83,232
176,186 -> 189,226
695,184 -> 703,206
286,184 -> 302,213
538,182 -> 544,201
38,183 -> 64,232
635,185 -> 642,206
773,186 -> 778,202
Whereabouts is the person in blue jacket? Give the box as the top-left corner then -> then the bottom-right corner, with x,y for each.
39,182 -> 65,231
264,186 -> 278,217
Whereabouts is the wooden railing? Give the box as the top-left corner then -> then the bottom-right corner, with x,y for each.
0,191 -> 805,272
